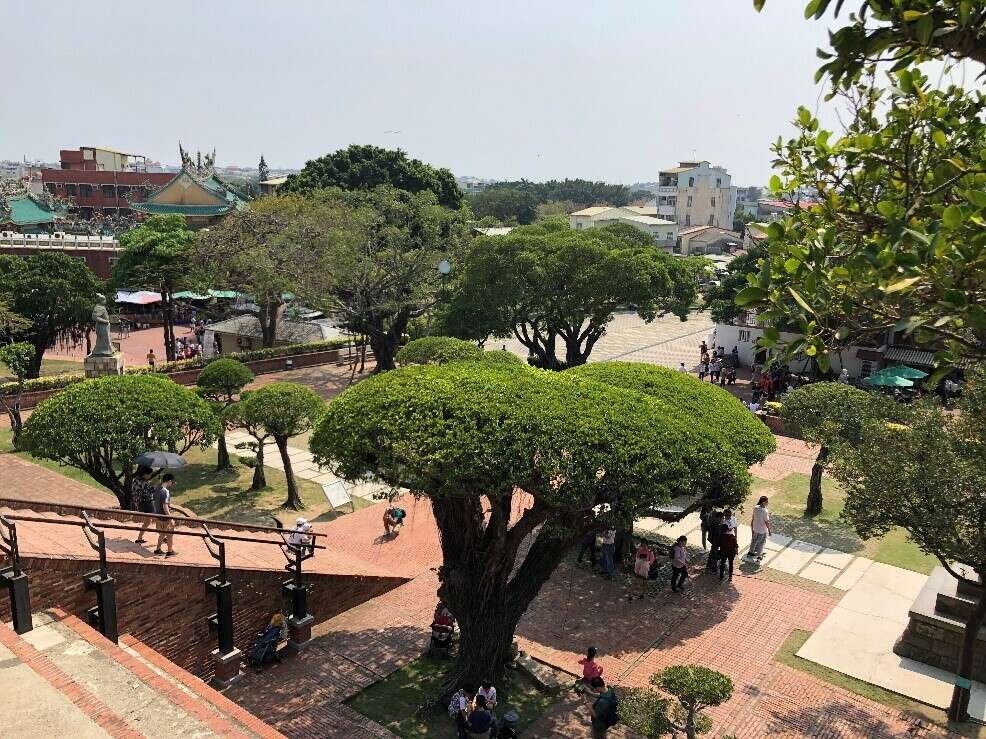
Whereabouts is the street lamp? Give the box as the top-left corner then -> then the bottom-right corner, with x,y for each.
437,259 -> 451,301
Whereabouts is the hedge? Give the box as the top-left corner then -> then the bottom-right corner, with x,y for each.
0,336 -> 366,397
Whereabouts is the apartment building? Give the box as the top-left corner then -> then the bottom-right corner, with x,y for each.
654,160 -> 737,229
569,205 -> 678,247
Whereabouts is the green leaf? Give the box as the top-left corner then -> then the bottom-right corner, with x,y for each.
784,258 -> 801,273
966,190 -> 986,208
897,69 -> 914,93
798,106 -> 812,126
876,201 -> 896,218
787,286 -> 816,315
942,205 -> 963,228
932,129 -> 947,148
885,276 -> 922,293
769,175 -> 782,193
735,286 -> 767,307
901,10 -> 926,21
766,221 -> 785,240
835,326 -> 850,340
753,0 -> 766,10
916,15 -> 934,45
804,0 -> 822,18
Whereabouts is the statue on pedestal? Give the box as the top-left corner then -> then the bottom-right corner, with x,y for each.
89,293 -> 115,358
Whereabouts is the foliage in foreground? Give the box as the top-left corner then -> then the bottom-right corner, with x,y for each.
395,336 -> 524,368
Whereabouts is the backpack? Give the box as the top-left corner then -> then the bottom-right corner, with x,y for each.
601,692 -> 620,727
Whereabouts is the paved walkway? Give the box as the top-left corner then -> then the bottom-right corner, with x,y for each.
0,453 -> 117,508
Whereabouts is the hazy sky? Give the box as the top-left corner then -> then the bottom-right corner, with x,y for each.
3,1 -> 837,186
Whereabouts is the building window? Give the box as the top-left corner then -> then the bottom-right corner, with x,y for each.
79,184 -> 93,197
119,208 -> 131,217
685,215 -> 691,226
711,197 -> 716,207
575,222 -> 582,229
45,182 -> 57,194
708,215 -> 715,225
101,185 -> 115,198
102,207 -> 116,216
117,185 -> 131,198
860,360 -> 873,378
79,207 -> 93,219
108,256 -> 119,268
687,196 -> 693,207
716,178 -> 722,187
738,329 -> 751,342
666,231 -> 673,240
66,184 -> 77,196
688,177 -> 695,187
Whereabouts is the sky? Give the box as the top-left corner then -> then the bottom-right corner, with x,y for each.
2,0 -> 839,186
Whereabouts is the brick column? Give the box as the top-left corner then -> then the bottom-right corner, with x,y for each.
210,647 -> 243,689
287,614 -> 314,651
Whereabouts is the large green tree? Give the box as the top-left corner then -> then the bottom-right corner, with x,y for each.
240,382 -> 323,510
443,220 -> 701,369
0,252 -> 100,378
704,240 -> 767,325
310,362 -> 772,687
114,214 -> 197,362
196,358 -> 255,472
754,1 -> 986,87
737,72 -> 986,375
828,371 -> 986,721
23,375 -> 218,507
279,144 -> 463,209
0,342 -> 35,446
486,179 -> 638,208
466,188 -> 539,225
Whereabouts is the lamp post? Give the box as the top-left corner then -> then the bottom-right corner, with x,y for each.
437,259 -> 451,301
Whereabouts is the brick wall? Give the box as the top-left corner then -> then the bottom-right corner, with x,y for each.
0,556 -> 405,681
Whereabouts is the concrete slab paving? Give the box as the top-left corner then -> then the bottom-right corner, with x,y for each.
797,562 -> 986,720
769,539 -> 822,575
633,517 -> 665,534
661,515 -> 700,542
309,472 -> 340,485
799,560 -> 841,585
832,556 -> 874,591
815,547 -> 856,569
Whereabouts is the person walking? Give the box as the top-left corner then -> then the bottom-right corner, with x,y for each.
746,496 -> 771,562
718,523 -> 739,581
599,529 -> 617,578
448,683 -> 476,739
146,348 -> 156,369
699,340 -> 708,358
678,361 -> 687,373
670,536 -> 689,592
709,357 -> 722,383
132,466 -> 157,544
153,473 -> 177,556
705,511 -> 724,573
588,676 -> 619,738
699,504 -> 714,550
631,541 -> 655,600
577,530 -> 598,570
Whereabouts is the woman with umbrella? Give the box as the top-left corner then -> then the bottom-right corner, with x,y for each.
133,451 -> 187,550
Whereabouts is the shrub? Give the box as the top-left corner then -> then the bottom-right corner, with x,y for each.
396,336 -> 483,366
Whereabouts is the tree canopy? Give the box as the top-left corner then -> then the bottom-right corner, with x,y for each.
0,252 -> 100,378
310,361 -> 771,686
737,72 -> 986,374
754,0 -> 986,87
0,341 -> 35,444
466,187 -> 539,225
703,239 -> 767,325
197,358 -> 255,471
442,221 -> 702,369
279,144 -> 463,208
395,336 -> 524,368
23,375 -> 218,506
115,214 -> 198,361
240,382 -> 323,509
486,179 -> 640,208
653,665 -> 734,739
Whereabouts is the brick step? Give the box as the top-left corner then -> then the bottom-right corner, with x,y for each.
2,609 -> 285,739
936,589 -> 984,622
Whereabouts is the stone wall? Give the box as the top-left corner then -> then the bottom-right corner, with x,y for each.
0,556 -> 405,682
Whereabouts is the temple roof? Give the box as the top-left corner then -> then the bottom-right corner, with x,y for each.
131,167 -> 249,218
2,194 -> 66,226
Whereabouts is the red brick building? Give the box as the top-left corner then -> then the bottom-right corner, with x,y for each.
0,232 -> 120,279
40,147 -> 173,219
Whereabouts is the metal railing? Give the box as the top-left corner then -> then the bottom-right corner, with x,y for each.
0,510 -> 323,652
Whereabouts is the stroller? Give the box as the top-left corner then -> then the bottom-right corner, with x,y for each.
247,619 -> 284,670
427,604 -> 456,658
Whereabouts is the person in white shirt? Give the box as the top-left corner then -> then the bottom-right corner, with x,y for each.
678,362 -> 687,373
600,529 -> 617,578
477,679 -> 497,710
747,401 -> 760,413
747,496 -> 771,561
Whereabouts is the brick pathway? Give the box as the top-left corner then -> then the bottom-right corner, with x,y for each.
44,325 -> 198,367
0,453 -> 117,508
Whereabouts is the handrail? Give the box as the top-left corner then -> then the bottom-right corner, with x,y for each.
0,500 -> 326,539
1,513 -> 326,551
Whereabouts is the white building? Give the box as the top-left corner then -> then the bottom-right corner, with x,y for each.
569,206 -> 678,247
675,225 -> 743,256
654,161 -> 738,229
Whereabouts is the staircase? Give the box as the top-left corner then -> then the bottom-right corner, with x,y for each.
0,608 -> 284,738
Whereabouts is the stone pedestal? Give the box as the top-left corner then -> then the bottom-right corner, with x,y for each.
84,352 -> 125,378
894,566 -> 986,681
287,614 -> 314,651
210,647 -> 243,689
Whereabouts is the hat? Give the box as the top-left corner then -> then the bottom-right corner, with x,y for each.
295,517 -> 309,529
502,710 -> 519,725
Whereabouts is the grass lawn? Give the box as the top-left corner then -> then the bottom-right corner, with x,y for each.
753,473 -> 938,574
775,630 -> 984,738
0,358 -> 83,381
348,656 -> 557,738
0,427 -> 369,527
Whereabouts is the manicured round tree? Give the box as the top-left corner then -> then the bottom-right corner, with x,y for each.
196,358 -> 255,472
0,341 -> 36,446
474,349 -> 524,367
23,375 -> 219,507
311,362 -> 769,688
780,382 -> 894,516
395,336 -> 483,366
654,665 -> 733,739
240,382 -> 323,510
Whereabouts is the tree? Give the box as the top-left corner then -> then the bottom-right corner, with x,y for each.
443,221 -> 701,369
620,688 -> 674,739
239,382 -> 323,510
653,665 -> 733,739
396,336 -> 525,368
279,144 -> 463,209
0,299 -> 30,341
736,72 -> 986,375
310,362 -> 772,688
0,253 -> 100,378
703,240 -> 767,325
258,155 -> 270,184
196,195 -> 313,347
753,1 -> 986,87
23,375 -> 218,507
829,371 -> 986,721
196,358 -> 255,472
467,188 -> 539,225
299,187 -> 469,372
486,179 -> 637,208
0,342 -> 35,446
114,215 -> 197,362
780,382 -> 895,516
226,392 -> 270,492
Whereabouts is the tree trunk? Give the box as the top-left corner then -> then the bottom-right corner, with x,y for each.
276,435 -> 303,510
27,338 -> 45,379
216,431 -> 232,471
163,291 -> 176,362
686,706 -> 698,739
369,332 -> 398,372
251,438 -> 267,491
948,583 -> 986,721
805,446 -> 828,517
431,494 -> 573,690
258,299 -> 285,348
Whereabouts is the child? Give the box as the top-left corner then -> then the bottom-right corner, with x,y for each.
631,541 -> 655,600
578,646 -> 603,688
670,536 -> 689,593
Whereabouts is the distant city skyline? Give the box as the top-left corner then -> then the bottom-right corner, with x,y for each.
4,1 -> 852,186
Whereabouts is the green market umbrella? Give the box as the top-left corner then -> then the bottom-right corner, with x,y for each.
878,365 -> 928,380
173,290 -> 210,300
863,374 -> 914,388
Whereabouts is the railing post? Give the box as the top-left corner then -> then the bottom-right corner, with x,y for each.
81,512 -> 118,643
281,538 -> 314,651
202,524 -> 241,687
0,515 -> 32,634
